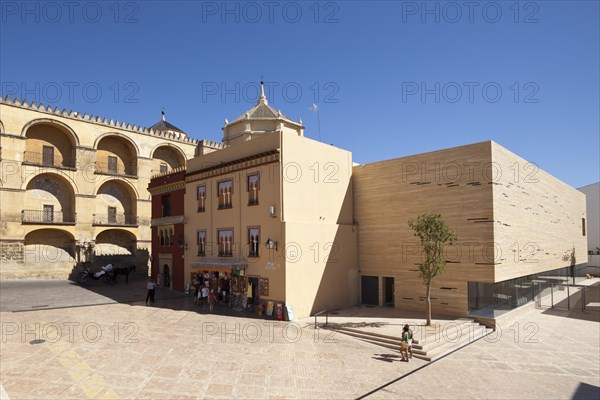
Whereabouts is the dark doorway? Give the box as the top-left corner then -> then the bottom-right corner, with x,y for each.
361,275 -> 379,305
383,277 -> 394,306
163,264 -> 170,288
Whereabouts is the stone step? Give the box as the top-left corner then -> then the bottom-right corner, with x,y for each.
327,319 -> 493,362
417,322 -> 484,350
355,338 -> 429,361
329,325 -> 420,345
421,326 -> 494,362
330,327 -> 424,349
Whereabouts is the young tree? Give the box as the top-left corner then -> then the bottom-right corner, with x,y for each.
408,213 -> 457,326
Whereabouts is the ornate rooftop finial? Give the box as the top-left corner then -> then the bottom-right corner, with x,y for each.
258,79 -> 268,106
161,108 -> 165,121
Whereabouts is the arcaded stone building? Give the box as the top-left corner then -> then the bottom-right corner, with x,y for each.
0,97 -> 197,279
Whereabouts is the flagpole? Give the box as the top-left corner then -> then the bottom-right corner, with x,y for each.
311,104 -> 322,142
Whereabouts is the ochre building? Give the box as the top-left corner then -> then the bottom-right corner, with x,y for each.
0,97 -> 197,279
177,87 -> 357,319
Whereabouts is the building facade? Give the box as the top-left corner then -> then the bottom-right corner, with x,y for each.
353,141 -> 588,318
0,97 -> 197,279
179,88 -> 358,319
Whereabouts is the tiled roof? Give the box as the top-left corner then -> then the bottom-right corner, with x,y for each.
150,119 -> 187,134
231,102 -> 296,124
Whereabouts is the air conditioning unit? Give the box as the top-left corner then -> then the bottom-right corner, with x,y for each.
269,205 -> 276,217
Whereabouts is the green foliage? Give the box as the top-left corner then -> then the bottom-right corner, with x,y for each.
408,213 -> 457,286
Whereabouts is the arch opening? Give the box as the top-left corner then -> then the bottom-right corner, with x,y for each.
24,122 -> 77,169
151,145 -> 186,174
95,229 -> 137,255
24,229 -> 76,263
96,135 -> 138,177
94,180 -> 138,226
23,173 -> 76,224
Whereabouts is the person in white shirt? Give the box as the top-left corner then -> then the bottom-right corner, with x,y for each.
95,263 -> 113,278
146,278 -> 157,305
201,285 -> 210,311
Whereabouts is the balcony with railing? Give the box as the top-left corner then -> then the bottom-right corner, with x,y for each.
94,160 -> 138,178
22,151 -> 76,169
93,213 -> 138,227
21,209 -> 76,225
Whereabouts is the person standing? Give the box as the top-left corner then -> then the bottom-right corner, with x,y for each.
146,278 -> 157,306
201,284 -> 210,312
208,289 -> 216,313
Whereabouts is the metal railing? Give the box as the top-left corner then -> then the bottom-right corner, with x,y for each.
23,151 -> 76,169
535,282 -> 590,311
314,309 -> 329,329
93,213 -> 138,226
94,160 -> 137,177
21,209 -> 76,224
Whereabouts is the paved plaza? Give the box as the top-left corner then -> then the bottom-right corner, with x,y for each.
0,280 -> 599,399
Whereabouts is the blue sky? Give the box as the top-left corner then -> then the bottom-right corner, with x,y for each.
1,1 -> 598,188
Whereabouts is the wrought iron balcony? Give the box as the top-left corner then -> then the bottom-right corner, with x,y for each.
94,160 -> 137,177
93,213 -> 138,226
22,151 -> 76,169
21,209 -> 76,225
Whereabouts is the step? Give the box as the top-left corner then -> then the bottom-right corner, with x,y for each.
417,322 -> 484,350
328,320 -> 493,363
421,327 -> 494,362
356,338 -> 430,361
329,325 -> 421,345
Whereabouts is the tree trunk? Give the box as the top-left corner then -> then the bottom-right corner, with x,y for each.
426,282 -> 432,326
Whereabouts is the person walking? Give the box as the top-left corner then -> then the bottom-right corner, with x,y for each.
146,278 -> 157,306
400,324 -> 413,362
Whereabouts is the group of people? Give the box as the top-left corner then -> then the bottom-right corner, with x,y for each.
192,271 -> 230,312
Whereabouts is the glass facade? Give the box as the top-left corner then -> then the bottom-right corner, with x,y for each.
468,266 -> 575,318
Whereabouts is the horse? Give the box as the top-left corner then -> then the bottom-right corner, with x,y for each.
114,265 -> 136,284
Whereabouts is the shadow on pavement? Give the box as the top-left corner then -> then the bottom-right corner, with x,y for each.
0,277 -> 283,323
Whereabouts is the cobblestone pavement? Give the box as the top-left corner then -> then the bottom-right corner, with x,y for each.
0,281 -> 598,399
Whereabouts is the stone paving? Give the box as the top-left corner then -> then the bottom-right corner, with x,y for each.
0,280 -> 599,399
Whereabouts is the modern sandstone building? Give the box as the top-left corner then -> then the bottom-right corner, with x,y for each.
0,96 -> 197,279
353,141 -> 588,318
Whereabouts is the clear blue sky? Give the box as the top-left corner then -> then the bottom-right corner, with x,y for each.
1,1 -> 598,188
